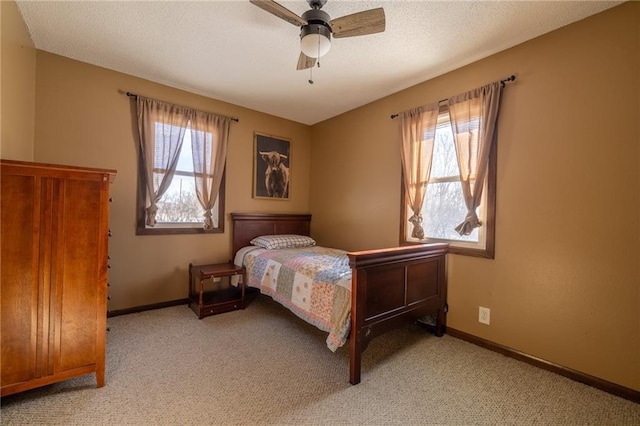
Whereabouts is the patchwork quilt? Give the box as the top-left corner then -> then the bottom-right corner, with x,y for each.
243,246 -> 352,351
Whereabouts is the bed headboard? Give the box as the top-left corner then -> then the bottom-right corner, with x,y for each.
230,213 -> 312,255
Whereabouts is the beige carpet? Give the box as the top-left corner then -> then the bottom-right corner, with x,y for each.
1,297 -> 638,425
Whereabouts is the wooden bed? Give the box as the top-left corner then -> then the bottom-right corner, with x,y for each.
231,213 -> 448,384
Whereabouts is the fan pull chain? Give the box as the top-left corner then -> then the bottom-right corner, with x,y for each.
317,31 -> 321,68
309,28 -> 322,85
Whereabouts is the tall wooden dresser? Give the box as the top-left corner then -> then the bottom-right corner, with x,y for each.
0,160 -> 116,396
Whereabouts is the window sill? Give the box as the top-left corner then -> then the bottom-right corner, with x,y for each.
136,226 -> 224,236
401,240 -> 494,259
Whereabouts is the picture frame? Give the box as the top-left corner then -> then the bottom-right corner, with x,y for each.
253,132 -> 291,200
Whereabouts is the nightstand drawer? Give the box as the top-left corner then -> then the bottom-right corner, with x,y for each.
192,298 -> 243,317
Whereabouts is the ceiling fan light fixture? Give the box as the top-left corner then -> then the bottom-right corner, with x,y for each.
300,24 -> 331,58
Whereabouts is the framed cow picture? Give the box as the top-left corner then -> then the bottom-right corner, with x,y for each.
253,132 -> 291,200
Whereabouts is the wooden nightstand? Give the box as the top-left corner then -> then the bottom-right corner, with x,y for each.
188,263 -> 245,319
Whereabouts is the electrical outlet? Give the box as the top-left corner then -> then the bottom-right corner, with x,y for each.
479,306 -> 490,325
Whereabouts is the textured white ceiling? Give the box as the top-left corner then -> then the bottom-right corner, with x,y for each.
17,0 -> 623,125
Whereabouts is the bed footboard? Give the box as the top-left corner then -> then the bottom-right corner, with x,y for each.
347,243 -> 448,385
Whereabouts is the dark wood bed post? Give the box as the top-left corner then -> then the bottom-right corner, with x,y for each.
349,267 -> 365,385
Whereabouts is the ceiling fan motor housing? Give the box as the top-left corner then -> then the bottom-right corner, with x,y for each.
301,9 -> 331,32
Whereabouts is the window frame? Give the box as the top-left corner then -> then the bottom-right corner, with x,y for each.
399,110 -> 497,259
135,126 -> 226,236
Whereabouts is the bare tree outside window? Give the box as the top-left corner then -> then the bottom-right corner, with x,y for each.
422,122 -> 479,242
155,184 -> 205,223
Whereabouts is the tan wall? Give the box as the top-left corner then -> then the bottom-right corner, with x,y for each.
33,52 -> 311,311
310,3 -> 639,390
1,0 -> 36,160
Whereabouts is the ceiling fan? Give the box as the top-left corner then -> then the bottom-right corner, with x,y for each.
250,0 -> 386,70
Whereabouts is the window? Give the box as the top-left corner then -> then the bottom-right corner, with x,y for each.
400,107 -> 496,258
135,97 -> 230,235
151,129 -> 221,228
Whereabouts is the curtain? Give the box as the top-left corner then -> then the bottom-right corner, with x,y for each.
136,96 -> 190,226
190,110 -> 232,230
399,103 -> 440,239
448,81 -> 502,235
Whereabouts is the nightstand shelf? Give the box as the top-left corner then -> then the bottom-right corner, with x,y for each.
188,263 -> 245,319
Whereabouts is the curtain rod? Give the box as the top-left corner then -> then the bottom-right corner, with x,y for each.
389,75 -> 516,120
125,92 -> 239,122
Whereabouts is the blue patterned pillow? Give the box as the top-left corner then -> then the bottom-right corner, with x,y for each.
250,234 -> 316,250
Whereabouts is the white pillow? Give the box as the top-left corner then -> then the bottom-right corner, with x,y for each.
250,234 -> 316,250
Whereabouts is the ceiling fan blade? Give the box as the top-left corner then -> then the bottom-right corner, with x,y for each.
250,0 -> 307,27
296,52 -> 316,70
331,8 -> 385,38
